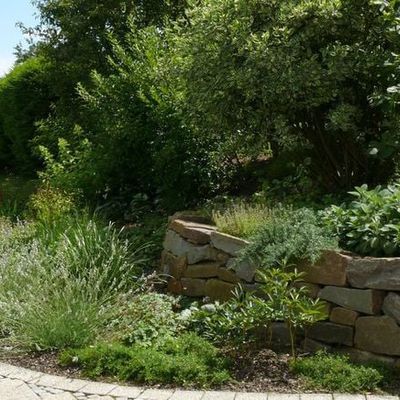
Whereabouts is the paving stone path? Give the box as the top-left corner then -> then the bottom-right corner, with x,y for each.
0,362 -> 397,400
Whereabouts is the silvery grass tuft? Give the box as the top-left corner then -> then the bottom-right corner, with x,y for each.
0,217 -> 148,350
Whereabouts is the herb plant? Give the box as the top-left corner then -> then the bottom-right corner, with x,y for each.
324,184 -> 400,256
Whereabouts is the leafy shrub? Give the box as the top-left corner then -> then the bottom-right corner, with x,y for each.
240,207 -> 337,269
323,184 -> 400,256
107,293 -> 188,346
28,185 -> 75,223
291,352 -> 384,392
189,289 -> 263,349
212,203 -> 273,238
60,333 -> 230,387
171,0 -> 400,189
256,268 -> 327,358
191,268 -> 326,357
0,57 -> 51,173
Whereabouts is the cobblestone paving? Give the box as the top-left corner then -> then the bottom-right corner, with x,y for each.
0,363 -> 398,400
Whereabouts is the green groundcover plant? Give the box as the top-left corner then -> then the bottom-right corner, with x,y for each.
291,352 -> 387,393
60,333 -> 230,387
324,184 -> 400,256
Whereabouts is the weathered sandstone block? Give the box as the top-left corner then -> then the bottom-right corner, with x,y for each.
330,307 -> 359,326
210,231 -> 249,256
169,219 -> 216,245
167,278 -> 183,295
347,257 -> 400,290
204,279 -> 237,301
318,286 -> 384,314
184,262 -> 221,278
226,258 -> 257,282
181,278 -> 206,297
164,230 -> 216,264
217,267 -> 241,283
338,347 -> 397,366
169,212 -> 213,225
382,292 -> 400,324
299,250 -> 350,286
306,322 -> 354,346
355,316 -> 400,356
160,250 -> 187,279
303,338 -> 333,353
293,281 -> 321,299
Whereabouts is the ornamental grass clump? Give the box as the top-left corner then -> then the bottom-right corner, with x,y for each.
0,215 -> 147,350
212,202 -> 273,239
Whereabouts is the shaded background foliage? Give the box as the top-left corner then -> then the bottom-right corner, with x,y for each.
1,0 -> 400,213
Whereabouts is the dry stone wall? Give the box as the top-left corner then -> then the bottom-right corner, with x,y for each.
161,214 -> 400,365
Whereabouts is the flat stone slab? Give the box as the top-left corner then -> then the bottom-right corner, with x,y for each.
169,219 -> 216,245
382,292 -> 400,324
226,258 -> 257,282
347,257 -> 400,290
164,230 -> 216,264
330,307 -> 359,326
355,316 -> 400,356
202,391 -> 236,400
184,262 -> 222,278
204,278 -> 237,301
299,250 -> 350,286
169,390 -> 205,400
1,378 -> 39,399
306,322 -> 354,346
181,277 -> 206,297
235,393 -> 267,399
210,231 -> 249,256
138,388 -> 175,399
318,286 -> 384,315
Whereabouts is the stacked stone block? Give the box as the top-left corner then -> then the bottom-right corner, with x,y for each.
161,216 -> 256,301
161,215 -> 400,364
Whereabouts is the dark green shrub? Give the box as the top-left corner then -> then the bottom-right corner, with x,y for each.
0,57 -> 52,173
240,207 -> 337,268
291,352 -> 385,392
60,333 -> 230,387
323,184 -> 400,256
170,0 -> 400,189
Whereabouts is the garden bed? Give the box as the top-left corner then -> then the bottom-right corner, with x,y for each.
161,214 -> 400,365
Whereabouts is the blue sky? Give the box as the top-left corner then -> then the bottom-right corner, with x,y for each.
0,1 -> 38,76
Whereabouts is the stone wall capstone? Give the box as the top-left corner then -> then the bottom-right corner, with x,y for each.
160,214 -> 400,365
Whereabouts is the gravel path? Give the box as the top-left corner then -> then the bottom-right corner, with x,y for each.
0,362 -> 397,400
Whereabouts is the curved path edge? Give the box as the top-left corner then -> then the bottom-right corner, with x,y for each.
0,362 -> 397,400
